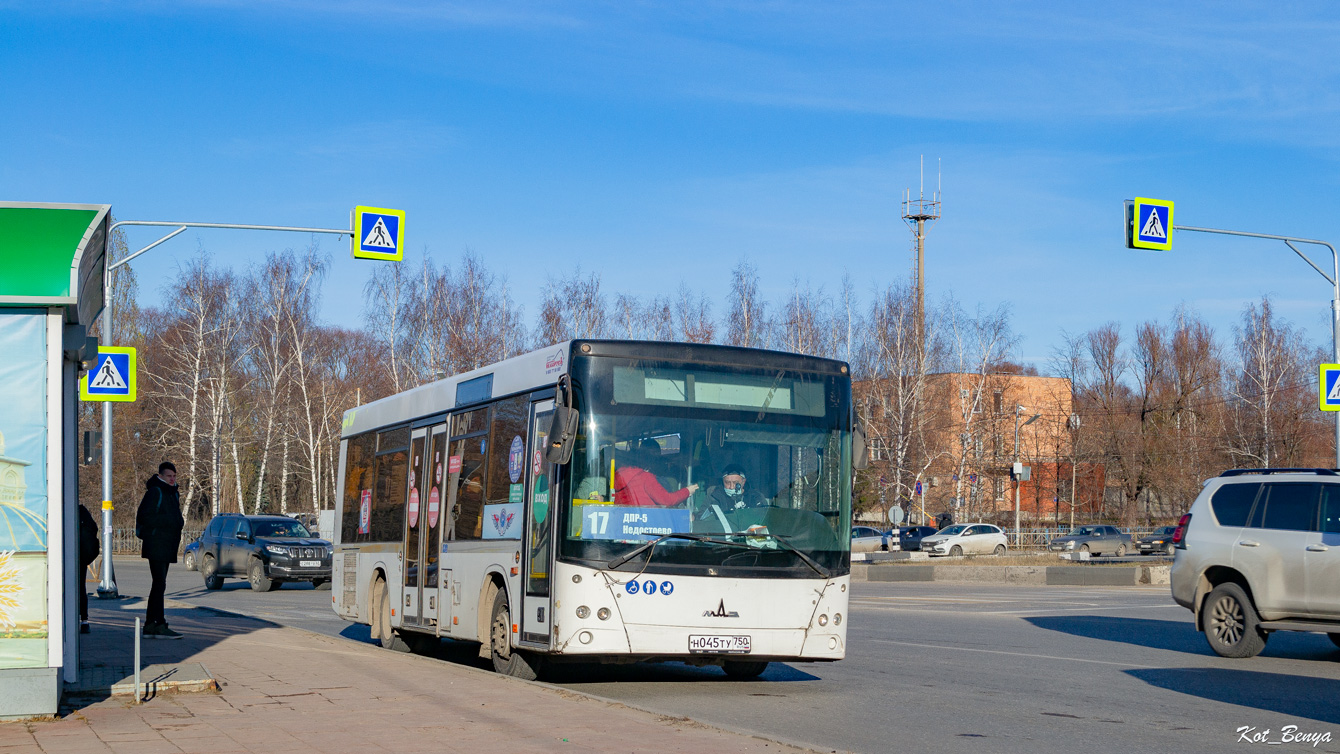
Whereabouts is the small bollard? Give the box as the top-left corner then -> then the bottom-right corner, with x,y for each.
134,617 -> 142,703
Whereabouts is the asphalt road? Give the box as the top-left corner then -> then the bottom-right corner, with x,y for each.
103,560 -> 1340,754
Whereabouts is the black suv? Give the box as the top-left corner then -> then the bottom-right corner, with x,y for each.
197,513 -> 332,592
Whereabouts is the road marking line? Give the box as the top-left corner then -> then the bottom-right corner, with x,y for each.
851,599 -> 1175,614
852,596 -> 1004,604
980,604 -> 1183,615
867,638 -> 1158,668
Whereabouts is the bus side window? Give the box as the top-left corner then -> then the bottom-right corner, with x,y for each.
372,427 -> 410,542
341,433 -> 376,543
447,407 -> 490,541
483,395 -> 529,539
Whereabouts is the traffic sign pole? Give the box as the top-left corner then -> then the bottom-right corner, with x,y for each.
1170,222 -> 1340,469
95,213 -> 394,597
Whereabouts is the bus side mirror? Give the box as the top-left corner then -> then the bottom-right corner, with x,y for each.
545,406 -> 579,465
853,427 -> 869,470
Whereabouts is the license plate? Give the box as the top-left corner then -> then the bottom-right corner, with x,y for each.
688,635 -> 751,654
300,560 -> 320,567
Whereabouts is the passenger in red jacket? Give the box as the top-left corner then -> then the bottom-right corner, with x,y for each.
613,441 -> 699,507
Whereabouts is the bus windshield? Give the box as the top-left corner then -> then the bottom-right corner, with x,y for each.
559,355 -> 852,577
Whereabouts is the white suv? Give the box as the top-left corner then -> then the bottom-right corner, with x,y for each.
1170,468 -> 1340,658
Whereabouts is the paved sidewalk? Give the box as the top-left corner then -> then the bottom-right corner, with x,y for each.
0,598 -> 813,754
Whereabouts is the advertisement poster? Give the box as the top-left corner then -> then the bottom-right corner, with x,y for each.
358,490 -> 371,535
482,503 -> 522,539
0,312 -> 48,670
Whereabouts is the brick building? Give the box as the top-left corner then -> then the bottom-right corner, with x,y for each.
856,371 -> 1105,526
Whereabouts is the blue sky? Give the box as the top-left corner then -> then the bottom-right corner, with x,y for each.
4,1 -> 1339,368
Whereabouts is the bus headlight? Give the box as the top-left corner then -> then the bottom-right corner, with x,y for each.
833,613 -> 842,626
817,614 -> 829,626
579,631 -> 593,644
576,606 -> 591,619
597,607 -> 611,621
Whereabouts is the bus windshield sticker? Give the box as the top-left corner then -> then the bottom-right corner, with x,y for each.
579,505 -> 691,541
509,483 -> 523,503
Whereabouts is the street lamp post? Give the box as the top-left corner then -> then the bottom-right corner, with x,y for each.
1013,405 -> 1040,542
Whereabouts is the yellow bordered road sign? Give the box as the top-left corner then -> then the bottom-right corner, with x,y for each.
1321,364 -> 1340,412
1131,197 -> 1174,250
80,346 -> 136,402
351,206 -> 405,261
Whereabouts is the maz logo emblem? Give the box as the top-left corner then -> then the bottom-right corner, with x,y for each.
703,599 -> 739,618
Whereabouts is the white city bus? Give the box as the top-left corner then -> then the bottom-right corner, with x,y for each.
331,340 -> 857,679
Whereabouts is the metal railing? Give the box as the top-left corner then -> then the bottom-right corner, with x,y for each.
1004,527 -> 1163,550
108,528 -> 204,555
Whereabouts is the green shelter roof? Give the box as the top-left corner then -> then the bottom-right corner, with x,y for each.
0,202 -> 110,324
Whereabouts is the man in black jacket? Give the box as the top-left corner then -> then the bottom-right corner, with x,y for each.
136,462 -> 184,639
77,503 -> 100,634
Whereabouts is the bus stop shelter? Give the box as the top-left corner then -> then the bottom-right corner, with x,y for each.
0,202 -> 107,718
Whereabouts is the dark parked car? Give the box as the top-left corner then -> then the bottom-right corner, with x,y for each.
897,525 -> 940,552
197,513 -> 332,592
183,537 -> 201,571
1136,526 -> 1178,556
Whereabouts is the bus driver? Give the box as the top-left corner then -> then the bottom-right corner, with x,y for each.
698,464 -> 767,518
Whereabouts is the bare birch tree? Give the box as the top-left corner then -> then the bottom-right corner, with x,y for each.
1227,297 -> 1313,468
725,260 -> 768,349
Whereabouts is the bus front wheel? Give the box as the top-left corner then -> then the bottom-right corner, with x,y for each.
490,589 -> 541,680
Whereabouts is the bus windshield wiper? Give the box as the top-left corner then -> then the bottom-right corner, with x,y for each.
607,533 -> 715,569
606,532 -> 764,569
606,532 -> 829,578
725,532 -> 831,578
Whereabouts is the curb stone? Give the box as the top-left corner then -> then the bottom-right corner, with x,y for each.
852,564 -> 1171,586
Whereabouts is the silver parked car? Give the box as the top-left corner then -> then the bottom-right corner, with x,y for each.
1047,525 -> 1131,556
851,526 -> 888,553
1171,468 -> 1340,658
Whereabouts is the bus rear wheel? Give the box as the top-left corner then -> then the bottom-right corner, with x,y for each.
490,589 -> 541,680
722,660 -> 769,678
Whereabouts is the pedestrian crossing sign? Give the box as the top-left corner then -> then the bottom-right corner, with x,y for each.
351,206 -> 405,261
80,346 -> 136,402
1131,197 -> 1174,251
1321,364 -> 1340,412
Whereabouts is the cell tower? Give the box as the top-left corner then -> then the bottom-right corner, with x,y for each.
902,156 -> 942,329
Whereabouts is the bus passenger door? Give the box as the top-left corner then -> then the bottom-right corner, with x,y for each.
423,423 -> 447,628
402,428 -> 428,626
520,399 -> 555,647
